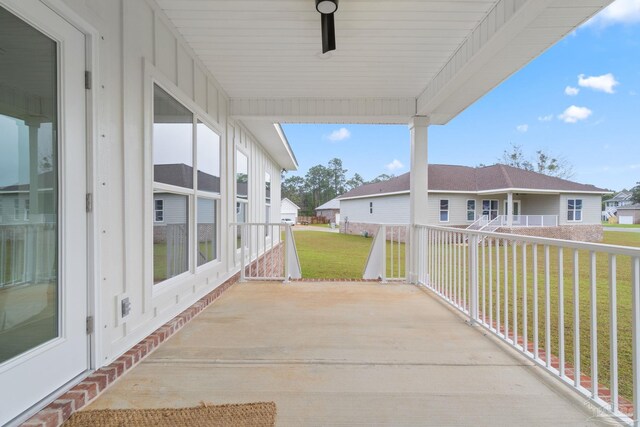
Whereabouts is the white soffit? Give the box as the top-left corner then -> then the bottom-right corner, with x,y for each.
156,0 -> 611,153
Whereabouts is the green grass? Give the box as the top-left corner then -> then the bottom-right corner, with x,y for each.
603,223 -> 640,229
307,223 -> 330,228
293,230 -> 406,279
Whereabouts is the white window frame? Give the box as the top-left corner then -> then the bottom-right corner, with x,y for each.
154,199 -> 164,223
439,199 -> 449,223
148,77 -> 224,295
369,201 -> 373,214
235,147 -> 249,252
567,198 -> 583,222
482,199 -> 499,220
265,170 -> 272,237
466,199 -> 476,222
13,198 -> 20,221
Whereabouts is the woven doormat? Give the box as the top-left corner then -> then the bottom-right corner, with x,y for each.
63,402 -> 277,427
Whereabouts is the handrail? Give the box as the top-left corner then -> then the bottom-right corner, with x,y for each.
363,224 -> 409,282
230,222 -> 301,281
413,223 -> 640,425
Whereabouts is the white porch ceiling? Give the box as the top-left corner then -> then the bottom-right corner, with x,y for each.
156,0 -> 612,167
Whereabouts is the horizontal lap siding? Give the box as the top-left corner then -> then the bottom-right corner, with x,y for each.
341,195 -> 410,224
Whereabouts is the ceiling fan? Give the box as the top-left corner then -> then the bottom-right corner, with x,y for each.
316,0 -> 338,53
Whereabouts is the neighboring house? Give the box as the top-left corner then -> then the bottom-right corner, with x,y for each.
339,164 -> 609,242
603,190 -> 633,220
315,197 -> 340,223
616,204 -> 640,225
281,198 -> 300,223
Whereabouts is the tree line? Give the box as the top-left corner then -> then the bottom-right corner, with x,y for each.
281,158 -> 394,216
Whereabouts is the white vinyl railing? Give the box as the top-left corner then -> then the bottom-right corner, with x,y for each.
414,224 -> 640,426
363,224 -> 409,281
231,223 -> 301,281
0,223 -> 57,288
485,215 -> 559,229
467,215 -> 489,230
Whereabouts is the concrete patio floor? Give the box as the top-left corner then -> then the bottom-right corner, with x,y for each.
86,282 -> 615,426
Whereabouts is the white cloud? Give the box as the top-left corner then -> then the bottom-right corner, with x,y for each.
326,127 -> 351,142
558,105 -> 593,123
587,0 -> 640,26
385,159 -> 404,172
565,86 -> 580,96
516,124 -> 528,133
578,73 -> 619,94
538,114 -> 553,122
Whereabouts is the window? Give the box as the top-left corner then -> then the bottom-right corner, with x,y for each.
482,199 -> 499,220
567,199 -> 583,221
152,84 -> 221,284
236,150 -> 249,249
467,200 -> 476,221
13,199 -> 19,220
369,202 -> 373,214
439,199 -> 449,222
265,172 -> 271,237
154,199 -> 164,222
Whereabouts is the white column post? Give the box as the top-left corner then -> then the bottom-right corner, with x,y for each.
409,116 -> 429,284
507,192 -> 513,227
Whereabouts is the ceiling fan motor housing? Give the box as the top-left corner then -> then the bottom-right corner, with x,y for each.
316,0 -> 338,53
316,0 -> 338,15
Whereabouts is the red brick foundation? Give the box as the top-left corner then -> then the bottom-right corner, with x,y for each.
22,274 -> 239,427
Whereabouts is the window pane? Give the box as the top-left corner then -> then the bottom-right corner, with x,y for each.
153,85 -> 193,189
576,199 -> 583,210
568,199 -> 575,210
491,200 -> 498,210
467,200 -> 475,210
568,211 -> 574,221
265,172 -> 271,203
236,150 -> 248,200
467,211 -> 475,221
236,201 -> 247,249
482,200 -> 490,210
440,200 -> 448,210
154,199 -> 164,222
440,211 -> 448,222
153,193 -> 189,283
575,211 -> 582,221
197,198 -> 216,266
0,6 -> 58,363
196,121 -> 220,193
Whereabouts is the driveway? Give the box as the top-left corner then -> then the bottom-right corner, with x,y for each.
294,224 -> 339,233
604,227 -> 640,233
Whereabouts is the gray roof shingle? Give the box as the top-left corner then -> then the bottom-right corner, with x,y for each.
339,164 -> 607,199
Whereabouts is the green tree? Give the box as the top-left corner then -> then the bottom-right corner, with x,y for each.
367,173 -> 395,184
499,143 -> 573,179
345,173 -> 365,191
327,158 -> 347,195
632,182 -> 640,204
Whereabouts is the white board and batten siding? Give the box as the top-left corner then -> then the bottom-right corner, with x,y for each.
48,0 -> 283,367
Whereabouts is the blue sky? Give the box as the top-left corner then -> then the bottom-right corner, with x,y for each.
282,0 -> 640,191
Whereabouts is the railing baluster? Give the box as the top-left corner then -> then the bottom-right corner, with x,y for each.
513,242 -> 518,347
609,254 -> 618,413
496,238 -> 501,337
558,247 -> 565,377
632,256 -> 640,424
590,251 -> 598,398
482,238 -> 486,324
573,249 -> 580,388
504,240 -> 509,341
545,245 -> 551,368
463,233 -> 467,311
489,237 -> 494,331
522,243 -> 528,354
533,243 -> 539,360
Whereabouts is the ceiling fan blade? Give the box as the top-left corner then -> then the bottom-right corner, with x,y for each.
321,12 -> 336,53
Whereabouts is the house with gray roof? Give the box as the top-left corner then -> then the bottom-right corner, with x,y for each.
339,164 -> 609,242
315,197 -> 341,223
603,190 -> 633,220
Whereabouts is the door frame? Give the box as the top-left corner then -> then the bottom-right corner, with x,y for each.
0,0 -> 100,423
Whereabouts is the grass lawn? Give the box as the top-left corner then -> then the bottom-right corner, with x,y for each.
293,230 -> 405,279
603,223 -> 640,229
307,223 -> 330,228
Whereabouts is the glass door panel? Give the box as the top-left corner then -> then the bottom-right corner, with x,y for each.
0,3 -> 58,365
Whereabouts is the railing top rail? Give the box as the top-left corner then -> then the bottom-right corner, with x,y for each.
229,222 -> 288,226
414,223 -> 640,257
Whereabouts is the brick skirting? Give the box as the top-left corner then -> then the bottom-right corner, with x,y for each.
22,274 -> 239,427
